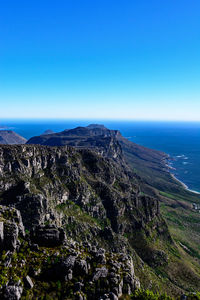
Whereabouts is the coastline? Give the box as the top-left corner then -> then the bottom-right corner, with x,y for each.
165,157 -> 200,195
170,173 -> 200,195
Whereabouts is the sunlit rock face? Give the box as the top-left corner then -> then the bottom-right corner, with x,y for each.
0,141 -> 172,299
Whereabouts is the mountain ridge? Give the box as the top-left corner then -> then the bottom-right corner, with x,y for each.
26,124 -> 181,193
0,125 -> 200,298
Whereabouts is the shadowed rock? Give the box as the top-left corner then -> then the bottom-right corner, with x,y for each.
31,225 -> 65,247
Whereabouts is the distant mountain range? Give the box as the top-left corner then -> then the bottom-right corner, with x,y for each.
40,129 -> 55,135
0,130 -> 27,144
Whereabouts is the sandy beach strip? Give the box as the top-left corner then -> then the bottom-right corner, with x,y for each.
170,173 -> 200,195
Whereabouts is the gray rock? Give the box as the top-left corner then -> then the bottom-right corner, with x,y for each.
97,248 -> 105,255
99,294 -> 110,300
134,277 -> 140,289
4,257 -> 12,267
96,253 -> 106,264
24,275 -> 34,289
180,295 -> 187,300
122,283 -> 131,295
61,255 -> 76,270
74,282 -> 84,292
75,293 -> 84,300
31,225 -> 65,247
65,269 -> 73,281
74,259 -> 88,276
3,221 -> 19,251
43,255 -> 76,281
123,274 -> 133,285
93,267 -> 108,281
111,287 -> 119,297
3,285 -> 23,300
109,292 -> 118,300
29,266 -> 41,277
0,206 -> 25,251
0,221 -> 4,243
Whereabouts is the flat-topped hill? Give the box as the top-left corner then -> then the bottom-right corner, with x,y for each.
27,124 -> 178,192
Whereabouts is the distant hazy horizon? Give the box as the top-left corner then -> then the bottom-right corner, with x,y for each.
1,118 -> 200,123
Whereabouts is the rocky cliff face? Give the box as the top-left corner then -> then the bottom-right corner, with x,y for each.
0,144 -> 167,245
0,143 -> 172,299
26,124 -> 177,193
27,126 -> 123,161
0,205 -> 25,251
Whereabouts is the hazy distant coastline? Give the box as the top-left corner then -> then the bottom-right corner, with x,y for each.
0,126 -> 14,130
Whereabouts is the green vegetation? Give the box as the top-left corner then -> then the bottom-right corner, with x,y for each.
1,134 -> 200,297
56,201 -> 103,228
131,289 -> 173,300
129,290 -> 200,300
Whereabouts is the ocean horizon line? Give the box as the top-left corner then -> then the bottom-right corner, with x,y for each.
1,118 -> 200,123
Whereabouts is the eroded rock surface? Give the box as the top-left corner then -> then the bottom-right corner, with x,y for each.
0,144 -> 171,298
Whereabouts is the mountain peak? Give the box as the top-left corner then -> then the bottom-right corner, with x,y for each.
86,124 -> 107,129
0,130 -> 27,145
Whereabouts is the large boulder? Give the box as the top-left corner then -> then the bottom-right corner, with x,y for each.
30,225 -> 65,247
1,283 -> 23,300
0,206 -> 24,251
41,255 -> 76,281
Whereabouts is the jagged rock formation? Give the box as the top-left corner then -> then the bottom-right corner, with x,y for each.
0,144 -> 168,255
0,142 -> 172,299
0,130 -> 27,145
0,205 -> 25,251
27,125 -> 123,160
27,124 -> 180,192
0,202 -> 140,299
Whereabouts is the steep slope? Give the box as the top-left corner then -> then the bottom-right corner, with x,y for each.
0,130 -> 27,145
26,125 -> 168,179
0,143 -> 163,299
26,125 -> 200,293
0,144 -> 200,298
26,124 -> 184,194
0,144 -> 167,258
27,124 -> 200,195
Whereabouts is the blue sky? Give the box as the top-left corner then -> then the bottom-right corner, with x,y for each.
1,0 -> 200,120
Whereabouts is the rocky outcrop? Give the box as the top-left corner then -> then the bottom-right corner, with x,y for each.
0,123 -> 199,298
0,205 -> 24,251
2,283 -> 23,300
27,126 -> 124,161
0,143 -> 172,298
27,124 -> 178,193
0,145 -> 168,254
38,243 -> 139,299
0,230 -> 140,299
30,224 -> 65,247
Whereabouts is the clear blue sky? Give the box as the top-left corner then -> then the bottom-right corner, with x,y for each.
1,0 -> 200,120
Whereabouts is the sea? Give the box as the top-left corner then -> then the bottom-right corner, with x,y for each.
0,119 -> 200,193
